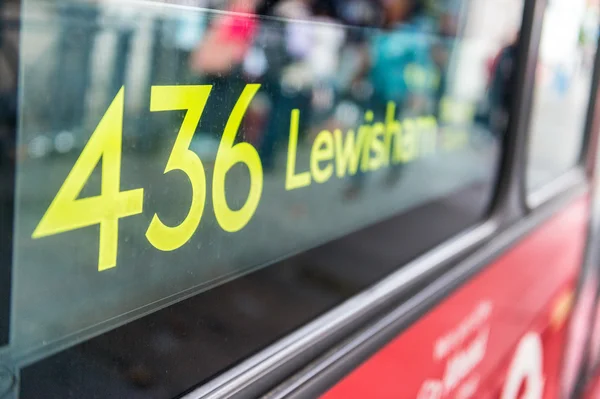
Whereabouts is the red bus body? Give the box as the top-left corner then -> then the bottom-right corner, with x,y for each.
325,197 -> 590,399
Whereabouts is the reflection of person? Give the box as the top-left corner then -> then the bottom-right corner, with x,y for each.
431,1 -> 460,119
190,0 -> 259,76
51,2 -> 99,142
477,38 -> 518,138
102,5 -> 140,98
431,39 -> 450,118
345,0 -> 438,196
308,1 -> 345,125
164,1 -> 209,82
257,0 -> 315,170
0,0 -> 4,49
190,0 -> 260,148
0,0 -> 17,165
369,0 -> 438,116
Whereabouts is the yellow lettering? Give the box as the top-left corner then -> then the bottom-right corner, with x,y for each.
386,103 -> 403,165
359,112 -> 374,172
368,122 -> 386,171
311,129 -> 334,184
334,129 -> 363,177
213,84 -> 264,233
398,119 -> 418,163
441,97 -> 476,125
146,86 -> 211,252
32,88 -> 144,271
443,129 -> 469,151
286,109 -> 311,190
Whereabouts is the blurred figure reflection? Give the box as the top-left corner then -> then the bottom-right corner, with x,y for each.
257,0 -> 315,170
475,36 -> 518,139
0,0 -> 17,164
345,0 -> 439,197
49,2 -> 99,155
189,0 -> 260,158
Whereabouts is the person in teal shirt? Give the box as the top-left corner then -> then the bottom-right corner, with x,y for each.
369,0 -> 439,117
344,0 -> 439,197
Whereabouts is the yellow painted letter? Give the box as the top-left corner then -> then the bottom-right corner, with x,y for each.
311,129 -> 334,184
398,118 -> 418,163
334,129 -> 363,177
386,103 -> 403,165
33,88 -> 144,271
286,109 -> 311,190
369,122 -> 386,171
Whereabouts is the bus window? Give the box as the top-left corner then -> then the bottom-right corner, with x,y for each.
1,0 -> 523,397
527,0 -> 599,193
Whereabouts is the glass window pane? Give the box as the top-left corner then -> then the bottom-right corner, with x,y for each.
2,0 -> 523,396
527,0 -> 599,191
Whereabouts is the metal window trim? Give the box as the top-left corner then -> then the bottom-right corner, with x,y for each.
528,168 -> 589,209
181,219 -> 498,399
486,0 -> 546,223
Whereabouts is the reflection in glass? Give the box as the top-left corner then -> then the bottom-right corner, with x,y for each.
0,0 -> 18,350
527,0 -> 599,191
9,0 -> 522,382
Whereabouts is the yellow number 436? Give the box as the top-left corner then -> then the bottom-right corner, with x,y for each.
33,84 -> 263,272
32,88 -> 144,271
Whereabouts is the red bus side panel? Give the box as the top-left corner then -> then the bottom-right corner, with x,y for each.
584,374 -> 600,399
323,197 -> 589,399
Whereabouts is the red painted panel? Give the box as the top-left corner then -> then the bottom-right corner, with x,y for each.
323,196 -> 589,399
584,371 -> 600,399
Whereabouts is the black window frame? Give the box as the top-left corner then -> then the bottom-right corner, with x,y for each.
0,0 -> 19,350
